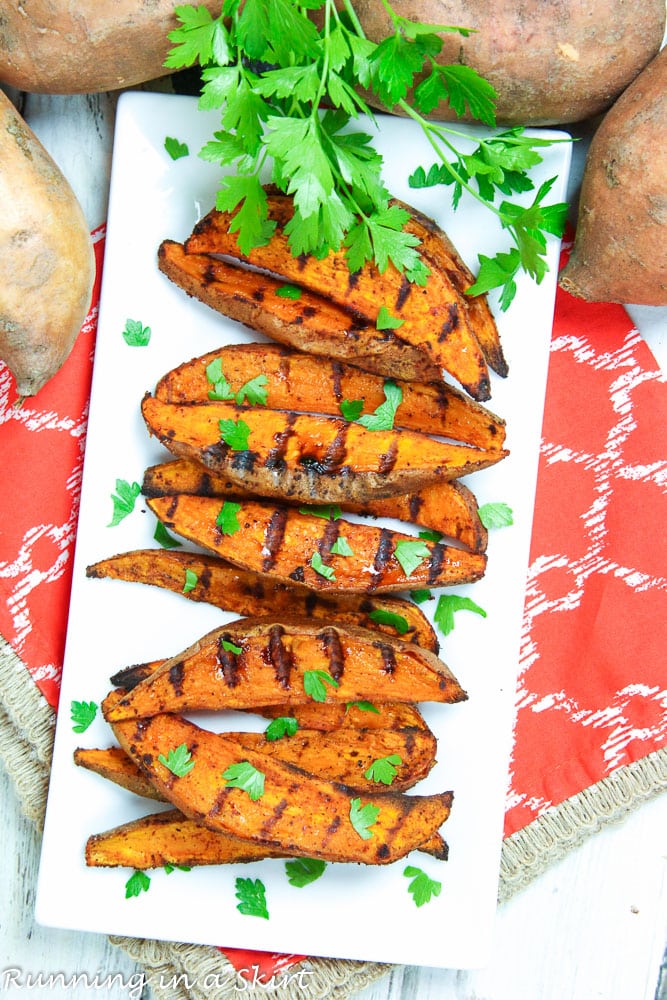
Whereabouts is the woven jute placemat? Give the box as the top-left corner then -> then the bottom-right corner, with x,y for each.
2,635 -> 666,1000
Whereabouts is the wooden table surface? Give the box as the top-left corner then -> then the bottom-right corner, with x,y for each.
1,86 -> 666,1000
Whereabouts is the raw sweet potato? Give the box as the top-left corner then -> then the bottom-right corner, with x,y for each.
158,240 -> 442,383
0,89 -> 94,396
185,196 -> 493,400
141,457 -> 488,552
559,47 -> 667,306
110,712 -> 454,864
140,396 -> 507,503
154,342 -> 506,450
146,495 -> 488,592
102,617 -> 466,721
86,548 -> 440,650
351,0 -> 666,126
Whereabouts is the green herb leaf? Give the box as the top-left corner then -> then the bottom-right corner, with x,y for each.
206,358 -> 236,401
125,870 -> 151,899
285,857 -> 327,887
70,700 -> 97,734
183,568 -> 198,593
221,638 -> 243,654
330,536 -> 354,557
418,528 -> 443,543
364,753 -> 402,785
433,593 -> 487,636
478,501 -> 514,529
154,520 -> 182,549
298,504 -> 342,519
394,539 -> 431,577
216,500 -> 241,535
357,380 -> 402,431
346,700 -> 380,714
108,479 -> 141,527
410,588 -> 432,604
158,742 -> 195,777
404,865 -> 442,906
164,863 -> 191,874
235,876 -> 269,919
275,283 -> 302,299
164,136 -> 189,160
122,318 -> 151,347
349,797 -> 380,840
303,668 -> 339,702
368,608 -> 409,634
236,373 -> 268,406
219,418 -> 251,451
376,305 -> 404,330
310,551 -> 336,581
222,760 -> 265,800
265,716 -> 299,741
340,398 -> 364,422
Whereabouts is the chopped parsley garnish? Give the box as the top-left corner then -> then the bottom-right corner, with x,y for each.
340,398 -> 364,422
265,716 -> 299,741
330,536 -> 354,556
303,668 -> 339,702
418,528 -> 443,543
122,318 -> 151,347
70,700 -> 97,734
368,608 -> 409,634
164,863 -> 191,874
298,504 -> 342,519
206,358 -> 235,400
235,876 -> 269,919
222,760 -> 265,800
276,283 -> 302,299
346,700 -> 380,714
221,638 -> 243,654
108,479 -> 141,527
349,798 -> 380,840
433,593 -> 487,635
376,305 -> 404,330
403,865 -> 442,907
364,753 -> 402,785
158,743 -> 195,777
310,551 -> 336,580
125,870 -> 151,898
410,588 -> 432,604
154,520 -> 182,549
216,500 -> 241,535
357,380 -> 402,431
236,373 -> 268,406
183,568 -> 198,593
478,501 -> 514,529
219,417 -> 251,451
285,858 -> 327,887
164,136 -> 189,160
394,539 -> 431,577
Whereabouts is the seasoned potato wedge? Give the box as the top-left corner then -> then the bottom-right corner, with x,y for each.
158,240 -> 442,383
154,342 -> 506,450
146,495 -> 487,592
86,548 -> 440,650
102,617 -> 466,721
141,396 -> 507,504
110,713 -> 454,864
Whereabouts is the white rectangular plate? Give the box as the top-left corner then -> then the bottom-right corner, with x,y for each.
36,91 -> 571,969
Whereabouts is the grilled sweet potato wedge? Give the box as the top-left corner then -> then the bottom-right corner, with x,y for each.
141,458 -> 488,553
102,618 -> 466,722
146,495 -> 487,592
185,196 -> 492,400
85,808 -> 449,868
74,746 -> 164,800
158,240 -> 442,383
110,712 -> 454,864
141,396 -> 507,504
154,342 -> 506,450
86,548 -> 439,650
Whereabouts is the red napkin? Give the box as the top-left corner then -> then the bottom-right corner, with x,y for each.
0,227 -> 664,972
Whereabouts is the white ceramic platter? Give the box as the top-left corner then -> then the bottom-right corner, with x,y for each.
36,91 -> 571,969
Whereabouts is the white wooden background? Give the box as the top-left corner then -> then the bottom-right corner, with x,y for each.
1,83 -> 666,1000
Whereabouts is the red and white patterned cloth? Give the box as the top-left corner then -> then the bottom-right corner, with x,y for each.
1,227 -> 665,974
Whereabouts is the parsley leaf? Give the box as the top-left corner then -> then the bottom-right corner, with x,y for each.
299,504 -> 342,519
164,136 -> 189,160
108,479 -> 141,527
235,876 -> 269,919
158,743 -> 195,777
404,865 -> 442,906
365,753 -> 402,785
330,536 -> 354,556
310,551 -> 336,581
376,305 -> 404,330
346,700 -> 380,714
368,608 -> 409,634
303,668 -> 339,702
183,568 -> 198,593
219,418 -> 251,451
235,373 -> 268,406
70,700 -> 97,734
349,797 -> 380,840
340,398 -> 364,422
122,318 -> 151,347
410,588 -> 432,604
275,283 -> 302,299
478,501 -> 514,529
216,500 -> 241,535
125,870 -> 151,899
419,528 -> 443,543
265,716 -> 299,741
154,520 -> 182,549
206,358 -> 235,401
222,760 -> 265,800
285,858 -> 327,887
164,863 -> 191,874
394,539 -> 431,577
357,380 -> 402,431
434,593 -> 487,635
221,638 -> 243,654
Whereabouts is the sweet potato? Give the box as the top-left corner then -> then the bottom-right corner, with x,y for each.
185,195 -> 493,400
0,89 -> 94,396
141,396 -> 507,503
146,494 -> 488,592
86,548 -> 440,650
154,342 -> 506,450
102,617 -> 466,721
351,0 -> 666,126
141,457 -> 488,552
0,2 -> 222,94
559,47 -> 667,306
110,712 -> 454,864
158,240 -> 442,383
75,746 -> 164,801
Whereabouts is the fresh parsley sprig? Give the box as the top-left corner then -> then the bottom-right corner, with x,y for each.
167,0 -> 568,309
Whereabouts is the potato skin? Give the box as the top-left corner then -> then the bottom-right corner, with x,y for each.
0,1 -> 222,94
0,89 -> 94,395
352,0 -> 665,125
559,48 -> 667,306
